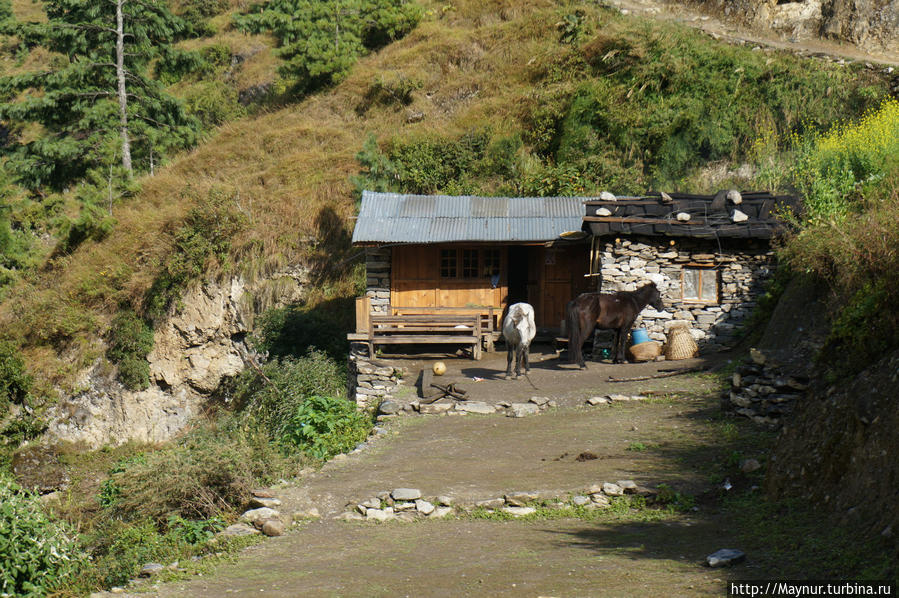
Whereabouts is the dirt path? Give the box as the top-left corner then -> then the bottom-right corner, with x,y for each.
144,363 -> 773,598
603,0 -> 899,67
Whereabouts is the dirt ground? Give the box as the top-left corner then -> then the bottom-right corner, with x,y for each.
144,354 -> 774,598
374,342 -> 723,407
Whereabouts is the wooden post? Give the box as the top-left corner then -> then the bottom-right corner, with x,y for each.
355,296 -> 371,333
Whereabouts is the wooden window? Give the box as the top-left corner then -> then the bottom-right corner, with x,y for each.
440,249 -> 457,278
462,249 -> 479,278
439,248 -> 502,280
682,266 -> 718,303
482,249 -> 501,277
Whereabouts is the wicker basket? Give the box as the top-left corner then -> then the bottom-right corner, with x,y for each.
664,324 -> 698,360
628,341 -> 661,362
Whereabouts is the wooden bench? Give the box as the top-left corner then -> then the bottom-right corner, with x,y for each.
391,306 -> 498,351
349,313 -> 483,359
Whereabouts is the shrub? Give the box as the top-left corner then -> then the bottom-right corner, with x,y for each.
253,300 -> 354,362
107,309 -> 154,390
0,473 -> 85,596
144,187 -> 247,321
237,350 -> 347,436
107,423 -> 297,522
281,394 -> 370,459
0,339 -> 32,410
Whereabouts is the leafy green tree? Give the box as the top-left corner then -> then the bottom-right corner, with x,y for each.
234,0 -> 421,94
0,0 -> 201,189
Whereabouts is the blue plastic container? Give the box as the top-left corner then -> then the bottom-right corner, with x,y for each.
631,328 -> 650,345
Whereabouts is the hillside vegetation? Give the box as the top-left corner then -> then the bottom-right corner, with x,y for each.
0,0 -> 897,591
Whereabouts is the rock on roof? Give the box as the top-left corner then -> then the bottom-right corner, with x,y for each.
583,191 -> 799,239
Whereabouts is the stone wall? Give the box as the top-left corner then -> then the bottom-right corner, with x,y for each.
365,247 -> 391,313
348,355 -> 405,411
597,237 -> 775,351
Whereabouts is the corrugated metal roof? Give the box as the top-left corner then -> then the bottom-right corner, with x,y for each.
352,191 -> 586,244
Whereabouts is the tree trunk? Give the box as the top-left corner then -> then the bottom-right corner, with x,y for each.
115,0 -> 132,175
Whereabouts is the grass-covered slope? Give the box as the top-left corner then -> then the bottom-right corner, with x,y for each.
0,0 -> 889,399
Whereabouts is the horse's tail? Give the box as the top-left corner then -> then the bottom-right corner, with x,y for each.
566,299 -> 583,365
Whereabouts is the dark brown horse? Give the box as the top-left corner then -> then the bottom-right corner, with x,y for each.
565,282 -> 665,367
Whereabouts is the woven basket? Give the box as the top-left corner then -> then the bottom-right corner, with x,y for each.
664,324 -> 698,360
628,341 -> 661,362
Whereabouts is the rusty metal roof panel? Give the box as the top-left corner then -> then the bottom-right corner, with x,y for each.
352,191 -> 585,244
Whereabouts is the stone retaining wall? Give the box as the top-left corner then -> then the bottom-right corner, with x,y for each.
365,247 -> 391,314
598,237 -> 775,351
348,355 -> 404,411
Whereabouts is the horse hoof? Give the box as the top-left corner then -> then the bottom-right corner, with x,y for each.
503,374 -> 512,380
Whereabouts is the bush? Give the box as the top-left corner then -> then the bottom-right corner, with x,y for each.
0,473 -> 85,596
0,339 -> 32,410
144,187 -> 247,321
107,423 -> 297,522
237,350 -> 347,435
107,310 -> 154,390
253,300 -> 354,362
281,394 -> 370,459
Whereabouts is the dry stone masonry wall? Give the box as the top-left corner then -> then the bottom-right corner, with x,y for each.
365,247 -> 391,314
598,237 -> 775,352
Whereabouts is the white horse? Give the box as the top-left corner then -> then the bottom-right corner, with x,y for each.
502,302 -> 536,380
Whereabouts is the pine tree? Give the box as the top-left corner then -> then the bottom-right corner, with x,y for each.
0,0 -> 201,189
234,0 -> 421,94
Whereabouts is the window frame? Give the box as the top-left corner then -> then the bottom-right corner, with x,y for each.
681,264 -> 719,304
439,247 -> 502,281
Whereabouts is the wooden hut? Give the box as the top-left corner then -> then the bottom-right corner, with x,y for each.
348,191 -> 592,356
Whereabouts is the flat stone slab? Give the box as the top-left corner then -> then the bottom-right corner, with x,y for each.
602,482 -> 624,496
241,507 -> 280,524
249,497 -> 282,509
218,523 -> 261,537
419,403 -> 452,415
707,548 -> 746,568
429,506 -> 453,519
508,403 -> 539,418
392,488 -> 422,501
502,506 -> 536,517
455,401 -> 496,414
587,396 -> 611,406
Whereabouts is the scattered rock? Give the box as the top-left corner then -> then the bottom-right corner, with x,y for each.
505,491 -> 538,507
676,212 -> 691,222
241,507 -> 280,525
293,507 -> 321,520
251,489 -> 275,499
248,496 -> 282,509
455,401 -> 495,414
392,488 -> 422,501
394,501 -> 416,511
502,506 -> 536,517
591,494 -> 611,507
415,499 -> 435,515
429,506 -> 453,519
476,497 -> 505,509
575,452 -> 598,461
571,495 -> 591,506
218,523 -> 260,537
419,403 -> 452,415
585,483 -> 604,495
366,508 -> 394,522
436,495 -> 454,506
586,396 -> 611,406
706,548 -> 746,568
600,191 -> 617,201
335,511 -> 365,522
617,480 -> 638,494
732,209 -> 749,223
379,400 -> 402,415
602,482 -> 624,496
529,396 -> 550,406
139,563 -> 164,577
740,459 -> 762,473
596,207 -> 612,216
508,403 -> 539,418
261,519 -> 285,537
726,189 -> 743,205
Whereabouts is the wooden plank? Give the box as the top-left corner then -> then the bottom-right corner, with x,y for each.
355,296 -> 371,333
373,335 -> 478,344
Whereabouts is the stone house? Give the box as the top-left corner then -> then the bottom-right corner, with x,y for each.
581,190 -> 798,352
